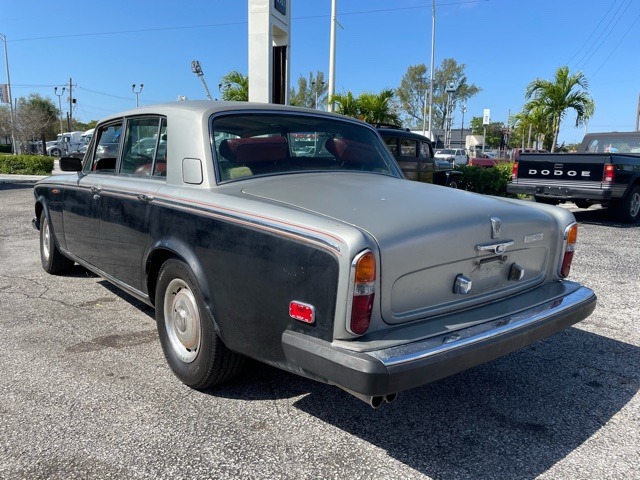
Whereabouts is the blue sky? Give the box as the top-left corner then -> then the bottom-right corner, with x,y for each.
2,0 -> 638,144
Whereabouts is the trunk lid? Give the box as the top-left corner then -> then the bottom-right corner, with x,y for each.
241,173 -> 559,325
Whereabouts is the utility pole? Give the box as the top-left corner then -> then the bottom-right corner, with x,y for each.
636,92 -> 640,132
68,78 -> 72,130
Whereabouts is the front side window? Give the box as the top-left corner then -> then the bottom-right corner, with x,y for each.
212,113 -> 401,182
420,141 -> 433,158
84,121 -> 123,173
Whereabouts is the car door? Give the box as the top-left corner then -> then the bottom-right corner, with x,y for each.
62,120 -> 123,267
98,116 -> 167,292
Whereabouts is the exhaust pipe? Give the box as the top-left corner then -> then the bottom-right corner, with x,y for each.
339,387 -> 395,409
384,392 -> 398,404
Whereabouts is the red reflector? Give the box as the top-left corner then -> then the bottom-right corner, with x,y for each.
561,251 -> 574,277
603,164 -> 615,183
289,301 -> 315,324
512,162 -> 519,180
350,294 -> 374,335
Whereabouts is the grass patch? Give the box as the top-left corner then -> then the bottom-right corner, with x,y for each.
0,155 -> 54,175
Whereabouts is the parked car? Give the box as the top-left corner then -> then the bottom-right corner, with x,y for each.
434,148 -> 468,165
376,127 -> 461,187
468,151 -> 511,168
33,101 -> 596,407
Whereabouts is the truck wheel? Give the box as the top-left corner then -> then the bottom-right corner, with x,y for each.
155,259 -> 244,389
49,148 -> 61,157
616,186 -> 640,223
39,210 -> 74,275
534,196 -> 558,206
448,179 -> 458,189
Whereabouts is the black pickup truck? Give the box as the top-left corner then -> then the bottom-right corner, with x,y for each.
508,132 -> 640,222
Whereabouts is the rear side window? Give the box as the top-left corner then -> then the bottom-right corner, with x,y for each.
400,139 -> 417,158
120,116 -> 167,177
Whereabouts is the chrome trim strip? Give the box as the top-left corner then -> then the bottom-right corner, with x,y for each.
57,184 -> 343,254
368,286 -> 594,367
60,248 -> 152,306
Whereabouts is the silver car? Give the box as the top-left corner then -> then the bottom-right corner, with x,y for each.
32,101 -> 596,407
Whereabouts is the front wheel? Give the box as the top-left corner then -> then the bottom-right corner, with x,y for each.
615,186 -> 640,223
39,210 -> 74,275
155,259 -> 244,389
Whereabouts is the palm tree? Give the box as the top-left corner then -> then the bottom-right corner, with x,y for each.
524,66 -> 594,152
358,89 -> 400,125
220,71 -> 249,101
330,91 -> 360,118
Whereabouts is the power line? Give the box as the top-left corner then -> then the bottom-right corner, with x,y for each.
10,1 -> 489,43
573,0 -> 632,72
589,11 -> 640,79
565,0 -> 619,66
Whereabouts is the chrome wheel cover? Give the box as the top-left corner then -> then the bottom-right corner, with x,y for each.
630,192 -> 640,218
164,278 -> 201,363
42,219 -> 51,261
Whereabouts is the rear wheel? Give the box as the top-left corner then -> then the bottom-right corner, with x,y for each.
615,186 -> 640,223
573,200 -> 591,209
155,259 -> 244,389
39,210 -> 74,275
534,196 -> 559,206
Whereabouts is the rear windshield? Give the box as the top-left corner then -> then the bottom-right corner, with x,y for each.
211,113 -> 400,182
581,135 -> 640,154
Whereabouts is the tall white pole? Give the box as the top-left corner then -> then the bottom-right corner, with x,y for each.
1,33 -> 16,153
427,0 -> 435,136
327,0 -> 337,112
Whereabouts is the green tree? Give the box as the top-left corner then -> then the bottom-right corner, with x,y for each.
396,60 -> 481,129
512,107 -> 551,149
468,117 -> 505,148
358,89 -> 400,125
13,94 -> 58,153
524,66 -> 594,152
395,64 -> 429,128
330,91 -> 361,118
330,89 -> 400,125
219,71 -> 249,101
290,71 -> 327,109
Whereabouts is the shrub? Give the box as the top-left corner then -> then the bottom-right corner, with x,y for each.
455,162 -> 515,197
0,155 -> 54,175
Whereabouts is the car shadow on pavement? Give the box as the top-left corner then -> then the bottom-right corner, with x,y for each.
573,207 -> 639,228
0,182 -> 35,191
220,328 -> 638,480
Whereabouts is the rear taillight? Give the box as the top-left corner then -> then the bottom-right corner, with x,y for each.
560,223 -> 578,278
511,162 -> 519,180
348,250 -> 376,335
603,164 -> 615,183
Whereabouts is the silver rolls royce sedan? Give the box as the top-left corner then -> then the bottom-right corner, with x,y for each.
32,101 -> 596,407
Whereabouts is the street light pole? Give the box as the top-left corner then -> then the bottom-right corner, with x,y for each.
311,80 -> 325,109
427,0 -> 436,136
460,103 -> 466,148
132,83 -> 144,107
192,61 -> 213,101
0,33 -> 16,153
54,87 -> 66,135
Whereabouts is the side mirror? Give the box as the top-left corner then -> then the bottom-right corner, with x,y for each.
59,156 -> 83,172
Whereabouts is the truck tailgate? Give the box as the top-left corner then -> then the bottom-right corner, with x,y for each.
514,153 -> 607,184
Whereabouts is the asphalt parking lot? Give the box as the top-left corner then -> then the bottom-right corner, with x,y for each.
0,182 -> 638,480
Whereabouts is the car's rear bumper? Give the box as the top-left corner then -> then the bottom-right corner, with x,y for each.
282,283 -> 596,396
507,182 -> 615,201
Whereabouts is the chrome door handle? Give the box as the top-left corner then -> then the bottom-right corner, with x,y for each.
138,194 -> 154,202
91,186 -> 101,193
